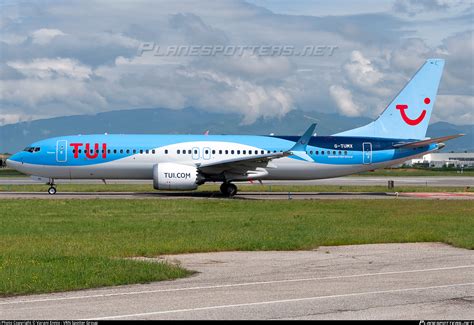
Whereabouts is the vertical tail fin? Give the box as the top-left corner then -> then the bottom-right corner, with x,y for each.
335,59 -> 445,139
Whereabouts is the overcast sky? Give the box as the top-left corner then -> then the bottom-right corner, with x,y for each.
1,0 -> 472,126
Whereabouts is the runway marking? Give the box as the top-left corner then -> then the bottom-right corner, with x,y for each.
90,282 -> 474,320
1,265 -> 473,306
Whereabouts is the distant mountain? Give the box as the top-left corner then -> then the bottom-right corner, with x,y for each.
0,107 -> 472,153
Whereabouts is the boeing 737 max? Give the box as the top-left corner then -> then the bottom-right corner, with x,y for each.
6,59 -> 463,196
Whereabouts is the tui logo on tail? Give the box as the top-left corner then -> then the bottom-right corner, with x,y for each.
395,97 -> 430,126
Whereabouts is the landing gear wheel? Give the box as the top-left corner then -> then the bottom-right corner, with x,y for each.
48,186 -> 57,195
220,183 -> 238,197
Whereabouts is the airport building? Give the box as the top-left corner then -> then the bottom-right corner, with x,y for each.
408,152 -> 474,168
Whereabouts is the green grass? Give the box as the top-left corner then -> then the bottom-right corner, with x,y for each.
0,199 -> 473,296
0,168 -> 26,177
0,183 -> 472,193
1,255 -> 190,296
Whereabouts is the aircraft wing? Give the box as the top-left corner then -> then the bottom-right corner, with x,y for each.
392,134 -> 464,148
197,123 -> 317,176
197,151 -> 289,175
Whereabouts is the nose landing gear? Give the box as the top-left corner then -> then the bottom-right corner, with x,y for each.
220,182 -> 238,197
47,179 -> 57,195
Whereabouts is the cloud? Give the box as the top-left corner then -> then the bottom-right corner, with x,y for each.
433,94 -> 474,123
0,0 -> 472,126
329,85 -> 362,117
343,51 -> 383,90
393,0 -> 450,15
30,28 -> 66,45
390,38 -> 432,72
436,30 -> 473,95
0,114 -> 26,126
7,58 -> 92,80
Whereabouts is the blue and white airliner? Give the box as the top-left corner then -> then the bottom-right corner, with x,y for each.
6,59 -> 463,196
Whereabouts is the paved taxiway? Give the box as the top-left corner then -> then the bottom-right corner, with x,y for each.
1,243 -> 473,320
1,176 -> 473,187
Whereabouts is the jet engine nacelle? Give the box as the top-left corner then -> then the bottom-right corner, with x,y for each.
153,163 -> 198,190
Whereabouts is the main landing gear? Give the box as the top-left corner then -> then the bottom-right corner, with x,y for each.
220,182 -> 238,197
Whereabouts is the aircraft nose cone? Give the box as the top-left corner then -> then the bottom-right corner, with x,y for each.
5,153 -> 22,169
5,158 -> 19,169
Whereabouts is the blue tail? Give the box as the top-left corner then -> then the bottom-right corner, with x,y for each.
335,59 -> 445,140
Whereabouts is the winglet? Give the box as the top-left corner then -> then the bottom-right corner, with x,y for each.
290,123 -> 316,152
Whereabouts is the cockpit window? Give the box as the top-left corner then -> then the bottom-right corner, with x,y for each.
23,146 -> 40,153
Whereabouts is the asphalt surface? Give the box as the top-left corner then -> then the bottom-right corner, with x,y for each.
0,191 -> 473,200
1,243 -> 473,320
0,176 -> 473,187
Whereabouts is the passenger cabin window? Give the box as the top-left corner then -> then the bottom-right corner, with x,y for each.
152,150 -> 155,154
165,149 -> 168,154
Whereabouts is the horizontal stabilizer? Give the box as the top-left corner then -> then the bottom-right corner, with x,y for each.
392,134 -> 464,148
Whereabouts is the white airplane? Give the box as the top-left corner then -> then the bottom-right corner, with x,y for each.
7,59 -> 462,196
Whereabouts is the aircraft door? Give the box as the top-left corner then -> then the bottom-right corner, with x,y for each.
56,140 -> 68,162
192,147 -> 200,160
362,142 -> 372,164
